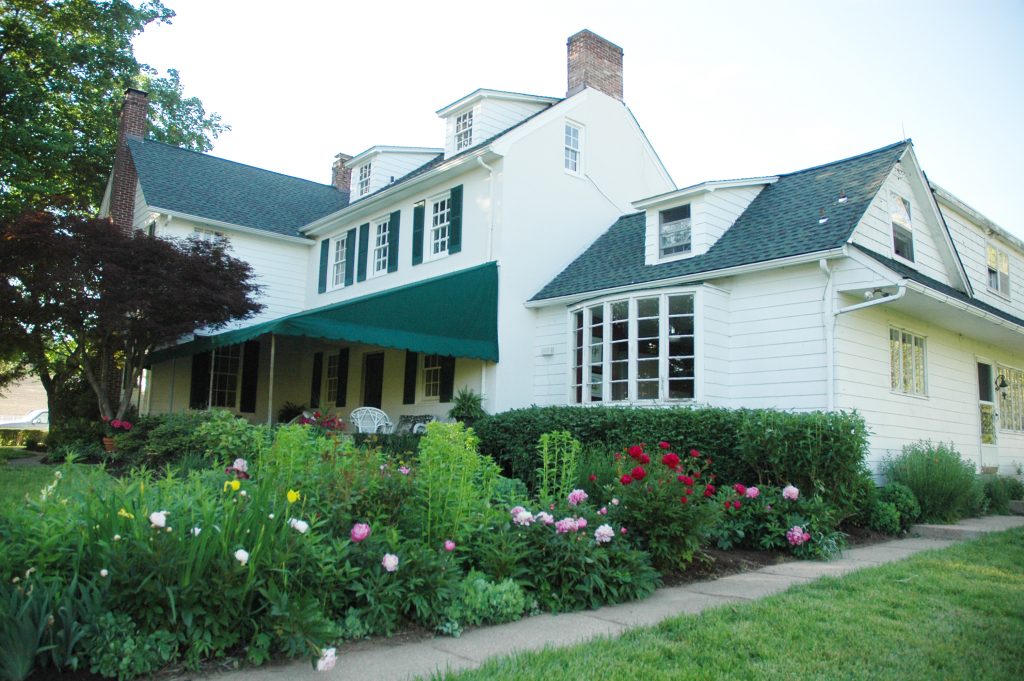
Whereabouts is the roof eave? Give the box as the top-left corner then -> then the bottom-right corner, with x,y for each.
151,207 -> 315,245
435,89 -> 560,117
526,246 -> 848,308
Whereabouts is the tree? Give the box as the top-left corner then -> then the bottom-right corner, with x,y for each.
0,210 -> 263,420
0,0 -> 226,221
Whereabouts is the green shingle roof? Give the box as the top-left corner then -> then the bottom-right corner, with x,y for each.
532,141 -> 910,301
127,138 -> 350,238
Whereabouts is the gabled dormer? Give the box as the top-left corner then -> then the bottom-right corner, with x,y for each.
436,89 -> 559,159
635,178 -> 776,266
346,146 -> 442,201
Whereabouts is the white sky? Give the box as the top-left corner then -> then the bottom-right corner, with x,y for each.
133,0 -> 1024,239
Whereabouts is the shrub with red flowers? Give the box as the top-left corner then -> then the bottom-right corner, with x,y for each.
100,416 -> 133,437
594,442 -> 721,570
708,483 -> 844,559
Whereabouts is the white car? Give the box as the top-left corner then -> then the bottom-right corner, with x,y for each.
0,409 -> 49,432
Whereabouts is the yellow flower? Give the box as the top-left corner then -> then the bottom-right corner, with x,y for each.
223,481 -> 230,492
287,489 -> 301,504
117,508 -> 134,519
231,480 -> 241,492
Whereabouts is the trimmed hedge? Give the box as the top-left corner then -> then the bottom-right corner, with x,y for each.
474,406 -> 870,515
0,429 -> 46,448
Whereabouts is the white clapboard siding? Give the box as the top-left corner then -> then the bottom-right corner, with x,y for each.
531,305 -> 570,405
941,203 -> 1024,319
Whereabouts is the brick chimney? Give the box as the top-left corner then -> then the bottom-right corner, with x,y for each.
110,88 -> 149,234
567,30 -> 623,101
332,153 -> 353,195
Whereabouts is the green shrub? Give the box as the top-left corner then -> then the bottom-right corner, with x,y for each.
844,471 -> 880,528
881,441 -> 978,523
475,406 -> 868,515
85,612 -> 176,681
352,432 -> 422,457
438,570 -> 527,637
878,482 -> 920,531
869,501 -> 902,535
109,411 -> 218,468
982,475 -> 1024,514
195,410 -> 270,465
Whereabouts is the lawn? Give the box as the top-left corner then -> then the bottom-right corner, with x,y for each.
438,528 -> 1024,681
0,456 -> 58,511
0,445 -> 34,462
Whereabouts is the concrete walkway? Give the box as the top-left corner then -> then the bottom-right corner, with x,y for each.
178,514 -> 1024,681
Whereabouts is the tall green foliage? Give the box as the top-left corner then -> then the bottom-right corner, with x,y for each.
882,441 -> 978,523
535,431 -> 581,505
414,422 -> 499,545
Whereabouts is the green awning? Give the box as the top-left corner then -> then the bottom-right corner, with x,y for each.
149,262 -> 499,364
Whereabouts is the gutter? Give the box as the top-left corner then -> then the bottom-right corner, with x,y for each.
835,283 -> 907,315
525,246 -> 848,308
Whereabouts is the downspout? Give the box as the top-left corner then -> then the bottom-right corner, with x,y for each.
267,334 -> 276,425
819,259 -> 835,411
476,158 -> 495,260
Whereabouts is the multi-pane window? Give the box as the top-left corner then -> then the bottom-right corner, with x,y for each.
373,217 -> 389,274
194,227 -> 227,242
564,123 -> 581,173
211,345 -> 242,408
998,366 -> 1024,432
572,292 -> 696,403
331,234 -> 347,288
326,353 -> 340,403
423,354 -> 442,399
358,163 -> 372,196
430,195 -> 451,256
987,244 -> 1010,296
455,111 -> 473,151
890,192 -> 914,262
659,205 -> 692,257
889,328 -> 926,396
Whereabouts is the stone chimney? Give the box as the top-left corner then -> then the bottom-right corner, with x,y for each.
110,88 -> 149,234
567,30 -> 623,101
332,153 -> 353,195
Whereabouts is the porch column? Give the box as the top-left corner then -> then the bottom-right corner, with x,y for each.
267,334 -> 276,424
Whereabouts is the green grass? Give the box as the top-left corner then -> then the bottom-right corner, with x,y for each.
0,461 -> 58,511
439,529 -> 1024,681
0,445 -> 34,462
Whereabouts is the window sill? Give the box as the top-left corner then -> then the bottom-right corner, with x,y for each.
985,286 -> 1011,301
889,389 -> 929,401
892,252 -> 917,269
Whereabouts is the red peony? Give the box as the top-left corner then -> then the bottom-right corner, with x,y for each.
588,474 -> 597,482
620,474 -> 633,485
628,445 -> 644,459
724,501 -> 731,510
662,452 -> 681,468
689,449 -> 701,458
732,500 -> 742,509
679,475 -> 694,486
703,484 -> 716,497
638,452 -> 651,464
680,496 -> 689,504
630,466 -> 647,480
733,483 -> 747,496
658,441 -> 671,450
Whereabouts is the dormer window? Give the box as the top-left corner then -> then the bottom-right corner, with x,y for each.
987,244 -> 1010,297
659,205 -> 692,257
890,192 -> 914,262
455,111 -> 473,151
357,163 -> 372,197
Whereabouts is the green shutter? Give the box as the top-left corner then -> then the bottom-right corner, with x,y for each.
239,341 -> 260,413
336,348 -> 349,407
310,352 -> 323,409
344,228 -> 356,286
439,355 -> 456,403
403,351 -> 418,404
189,351 -> 211,409
357,223 -> 370,281
448,184 -> 463,254
318,240 -> 330,293
387,210 -> 400,273
412,202 -> 425,265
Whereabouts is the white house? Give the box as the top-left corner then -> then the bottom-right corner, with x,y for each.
101,30 -> 1023,473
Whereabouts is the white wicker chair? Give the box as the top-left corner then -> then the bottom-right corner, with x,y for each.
348,407 -> 394,434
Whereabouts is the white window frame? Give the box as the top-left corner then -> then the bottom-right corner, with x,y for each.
659,204 -> 692,258
211,345 -> 242,409
986,244 -> 1011,298
194,226 -> 227,243
569,290 -> 697,404
428,192 -> 451,260
372,216 -> 390,276
422,354 -> 442,401
889,327 -> 927,397
455,110 -> 473,151
326,353 -> 340,404
997,364 -> 1024,432
564,121 -> 583,175
331,233 -> 348,289
890,191 -> 915,263
357,163 -> 372,197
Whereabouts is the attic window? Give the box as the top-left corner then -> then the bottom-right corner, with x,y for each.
455,110 -> 473,151
890,192 -> 914,262
357,163 -> 372,197
659,205 -> 692,257
987,244 -> 1010,297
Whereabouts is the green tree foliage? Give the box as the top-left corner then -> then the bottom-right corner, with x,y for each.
0,210 -> 263,420
0,0 -> 226,220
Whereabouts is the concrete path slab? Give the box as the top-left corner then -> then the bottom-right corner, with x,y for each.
912,515 -> 1024,540
173,515 -> 1022,681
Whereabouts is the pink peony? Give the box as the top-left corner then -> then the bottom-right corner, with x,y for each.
510,505 -> 526,518
567,489 -> 588,506
745,486 -> 760,499
555,517 -> 579,533
536,511 -> 555,525
381,553 -> 399,572
316,647 -> 337,672
783,485 -> 800,501
598,506 -> 608,515
576,517 -> 588,529
594,524 -> 615,543
786,526 -> 810,546
350,523 -> 371,542
444,540 -> 456,552
514,510 -> 535,526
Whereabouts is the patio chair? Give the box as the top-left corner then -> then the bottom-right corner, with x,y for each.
349,407 -> 394,434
